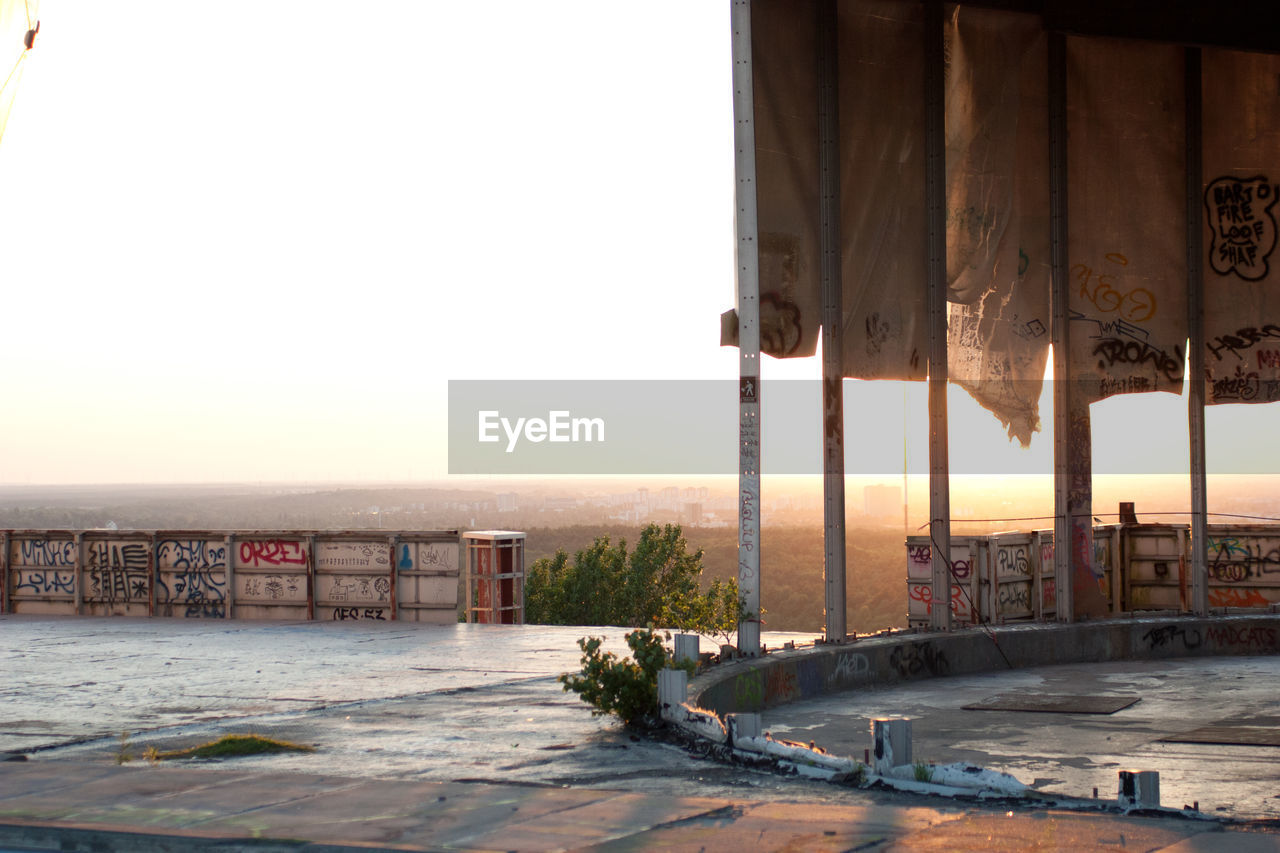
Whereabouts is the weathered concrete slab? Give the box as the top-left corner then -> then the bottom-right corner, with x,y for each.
0,763 -> 1260,853
761,656 -> 1280,819
962,694 -> 1141,714
4,615 -> 1280,850
887,810 -> 1215,852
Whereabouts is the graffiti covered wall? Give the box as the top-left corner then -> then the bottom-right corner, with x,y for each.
3,529 -> 461,624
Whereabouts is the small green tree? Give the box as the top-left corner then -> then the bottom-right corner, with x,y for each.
665,576 -> 750,648
526,524 -> 744,633
558,628 -> 677,726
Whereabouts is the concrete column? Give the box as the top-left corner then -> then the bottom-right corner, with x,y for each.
728,712 -> 762,741
657,668 -> 688,717
818,0 -> 847,644
731,0 -> 762,658
871,717 -> 912,774
1118,770 -> 1160,809
673,633 -> 700,666
1185,47 -> 1209,616
924,0 -> 952,632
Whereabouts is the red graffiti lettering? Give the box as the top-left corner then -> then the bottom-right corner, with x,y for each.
239,539 -> 308,568
764,666 -> 799,703
1205,625 -> 1278,649
910,583 -> 966,619
1207,587 -> 1270,608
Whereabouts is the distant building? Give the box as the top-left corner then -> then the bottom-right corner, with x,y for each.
863,484 -> 901,519
497,493 -> 518,512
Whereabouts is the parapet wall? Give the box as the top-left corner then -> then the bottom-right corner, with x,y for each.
908,523 -> 1280,628
691,614 -> 1280,716
2,529 -> 461,623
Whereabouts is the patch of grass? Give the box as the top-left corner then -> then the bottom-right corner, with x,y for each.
913,761 -> 933,783
115,731 -> 134,765
152,734 -> 315,761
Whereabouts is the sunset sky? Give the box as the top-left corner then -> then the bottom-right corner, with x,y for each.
0,1 -> 1273,491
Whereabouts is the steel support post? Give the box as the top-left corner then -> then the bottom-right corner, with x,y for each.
73,532 -> 84,616
818,0 -> 846,642
731,0 -> 762,656
924,0 -> 952,630
224,534 -> 235,619
1185,47 -> 1208,615
1049,32 -> 1077,621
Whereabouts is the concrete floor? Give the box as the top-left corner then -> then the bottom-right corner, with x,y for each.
762,655 -> 1280,819
1,616 -> 837,802
5,615 -> 1280,821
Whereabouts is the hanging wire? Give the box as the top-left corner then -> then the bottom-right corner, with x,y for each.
1,50 -> 25,98
927,525 -> 1015,670
2,1 -> 36,104
923,510 -> 1280,529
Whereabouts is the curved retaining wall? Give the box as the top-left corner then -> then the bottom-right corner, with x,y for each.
690,614 -> 1280,716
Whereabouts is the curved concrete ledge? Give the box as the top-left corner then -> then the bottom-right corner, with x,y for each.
690,614 -> 1280,717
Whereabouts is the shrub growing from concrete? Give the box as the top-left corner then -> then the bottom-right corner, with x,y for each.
560,628 -> 691,726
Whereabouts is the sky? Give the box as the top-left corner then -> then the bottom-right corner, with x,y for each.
0,1 -> 1275,489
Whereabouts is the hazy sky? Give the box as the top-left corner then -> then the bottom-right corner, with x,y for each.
0,1 -> 1273,487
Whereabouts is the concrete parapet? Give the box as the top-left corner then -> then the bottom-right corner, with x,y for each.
665,702 -> 727,744
691,614 -> 1280,716
3,528 -> 463,623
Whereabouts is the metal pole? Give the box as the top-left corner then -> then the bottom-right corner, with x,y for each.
818,0 -> 846,643
732,0 -> 762,656
1049,32 -> 1076,622
464,537 -> 473,623
924,0 -> 951,631
1185,47 -> 1208,615
1,531 -> 8,614
72,532 -> 84,616
903,386 -> 909,539
148,532 -> 157,618
224,534 -> 235,619
306,534 -> 316,621
387,534 -> 399,621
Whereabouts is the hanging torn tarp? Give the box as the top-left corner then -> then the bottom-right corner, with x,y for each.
1066,37 -> 1188,404
944,6 -> 1051,446
837,0 -> 928,380
1201,48 -> 1280,404
720,0 -> 822,360
723,0 -> 1045,397
723,0 -> 929,378
0,0 -> 38,145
